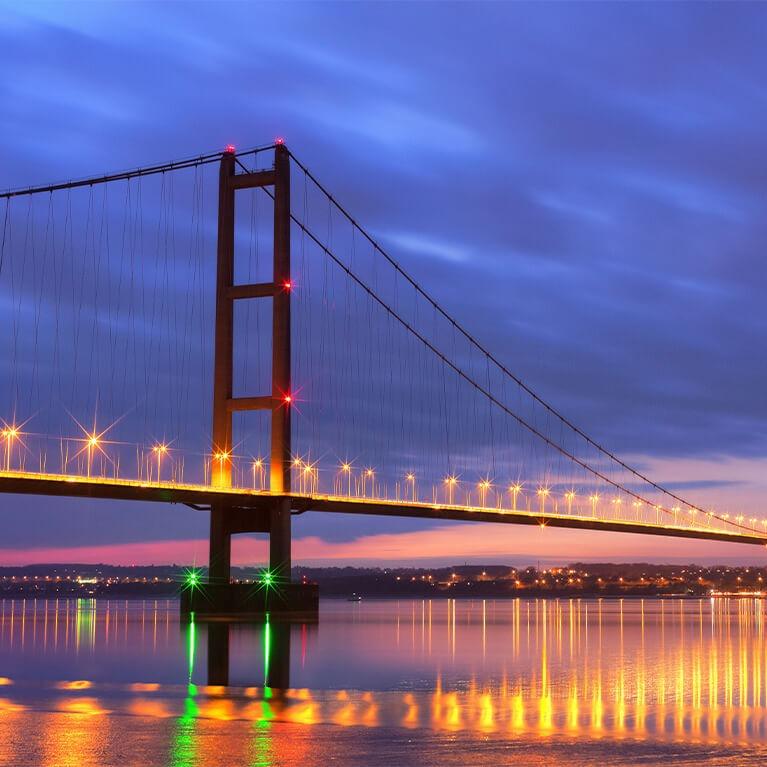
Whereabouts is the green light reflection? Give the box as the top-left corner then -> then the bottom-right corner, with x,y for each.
187,614 -> 196,683
263,612 -> 271,691
170,617 -> 199,767
250,719 -> 273,767
169,695 -> 199,767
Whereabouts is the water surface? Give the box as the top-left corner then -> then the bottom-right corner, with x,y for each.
1,597 -> 767,765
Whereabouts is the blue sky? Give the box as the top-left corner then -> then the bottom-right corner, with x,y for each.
0,2 -> 766,565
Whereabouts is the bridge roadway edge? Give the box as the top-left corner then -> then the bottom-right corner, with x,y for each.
0,475 -> 765,548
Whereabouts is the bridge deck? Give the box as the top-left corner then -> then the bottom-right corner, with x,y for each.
0,471 -> 764,547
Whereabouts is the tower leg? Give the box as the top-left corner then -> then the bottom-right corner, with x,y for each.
209,502 -> 231,586
270,498 -> 291,579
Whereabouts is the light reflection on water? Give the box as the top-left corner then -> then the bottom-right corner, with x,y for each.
2,597 -> 767,764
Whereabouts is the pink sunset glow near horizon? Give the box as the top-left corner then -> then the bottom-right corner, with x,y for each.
1,522 -> 765,568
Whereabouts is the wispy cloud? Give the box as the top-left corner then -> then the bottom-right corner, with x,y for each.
384,231 -> 470,264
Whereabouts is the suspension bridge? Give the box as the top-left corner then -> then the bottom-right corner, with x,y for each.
0,142 -> 763,612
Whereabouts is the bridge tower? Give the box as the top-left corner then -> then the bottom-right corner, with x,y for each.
177,142 -> 319,619
208,142 -> 292,588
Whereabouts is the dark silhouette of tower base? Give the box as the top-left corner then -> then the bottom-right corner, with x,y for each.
204,618 -> 306,690
180,143 -> 317,619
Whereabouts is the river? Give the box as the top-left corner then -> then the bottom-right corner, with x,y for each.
1,596 -> 766,765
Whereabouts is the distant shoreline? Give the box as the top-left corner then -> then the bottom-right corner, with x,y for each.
2,562 -> 763,601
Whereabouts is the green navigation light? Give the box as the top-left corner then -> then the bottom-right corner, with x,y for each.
182,567 -> 202,590
260,569 -> 275,588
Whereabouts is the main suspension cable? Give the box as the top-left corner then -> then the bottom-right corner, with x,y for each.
0,144 -> 276,199
286,149 -> 723,524
258,175 -> 747,534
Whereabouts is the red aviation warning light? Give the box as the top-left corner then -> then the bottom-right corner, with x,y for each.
224,144 -> 236,154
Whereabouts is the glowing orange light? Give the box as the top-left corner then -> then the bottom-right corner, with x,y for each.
406,473 -> 415,482
366,468 -> 374,477
341,463 -> 351,472
508,483 -> 523,510
0,422 -> 24,473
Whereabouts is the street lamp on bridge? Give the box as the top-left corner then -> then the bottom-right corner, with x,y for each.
1,424 -> 21,472
444,475 -> 458,505
537,486 -> 550,515
405,472 -> 416,502
338,462 -> 352,496
252,458 -> 265,490
152,443 -> 169,483
478,479 -> 491,507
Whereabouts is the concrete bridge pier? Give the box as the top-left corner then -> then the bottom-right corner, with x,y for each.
180,498 -> 317,619
208,502 -> 232,586
208,499 -> 291,585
